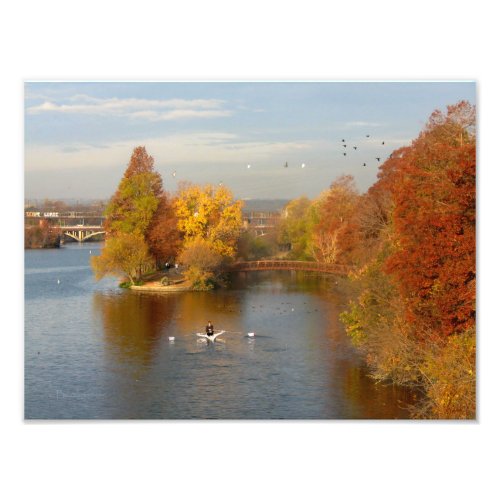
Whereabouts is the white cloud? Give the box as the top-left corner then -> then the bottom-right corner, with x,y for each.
26,95 -> 232,121
129,109 -> 233,121
343,121 -> 383,128
25,132 -> 314,172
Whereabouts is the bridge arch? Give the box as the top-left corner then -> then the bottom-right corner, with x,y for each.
63,229 -> 105,242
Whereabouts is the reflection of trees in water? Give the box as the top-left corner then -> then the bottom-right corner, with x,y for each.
173,291 -> 243,335
321,296 -> 415,418
338,361 -> 416,418
93,291 -> 176,364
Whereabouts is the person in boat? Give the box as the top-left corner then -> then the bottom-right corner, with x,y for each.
205,321 -> 214,337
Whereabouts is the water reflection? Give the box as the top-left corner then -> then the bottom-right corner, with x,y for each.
93,291 -> 175,365
27,245 -> 415,419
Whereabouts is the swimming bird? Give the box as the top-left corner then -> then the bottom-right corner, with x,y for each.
57,279 -> 60,284
343,152 -> 347,156
342,144 -> 347,148
247,164 -> 251,169
218,181 -> 223,186
376,157 -> 381,162
366,134 -> 370,138
248,332 -> 255,337
341,139 -> 345,142
363,163 -> 367,166
301,163 -> 306,168
172,171 -> 176,177
382,141 -> 385,145
168,336 -> 175,341
353,146 -> 357,150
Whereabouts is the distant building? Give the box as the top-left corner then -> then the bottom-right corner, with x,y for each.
243,210 -> 282,237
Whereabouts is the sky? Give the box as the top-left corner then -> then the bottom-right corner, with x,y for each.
24,82 -> 476,201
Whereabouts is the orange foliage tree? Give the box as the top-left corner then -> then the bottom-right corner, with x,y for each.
312,175 -> 361,264
339,101 -> 476,418
145,193 -> 181,266
384,101 -> 476,338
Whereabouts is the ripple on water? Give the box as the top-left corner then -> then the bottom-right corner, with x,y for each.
25,249 -> 415,419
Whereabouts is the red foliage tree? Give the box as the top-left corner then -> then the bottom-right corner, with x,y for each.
145,193 -> 182,266
384,101 -> 476,338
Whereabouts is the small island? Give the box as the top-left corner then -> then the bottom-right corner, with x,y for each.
91,146 -> 247,292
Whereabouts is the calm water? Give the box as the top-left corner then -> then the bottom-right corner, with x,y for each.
25,242 -> 413,419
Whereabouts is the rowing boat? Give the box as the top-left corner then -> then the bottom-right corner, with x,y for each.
196,330 -> 226,342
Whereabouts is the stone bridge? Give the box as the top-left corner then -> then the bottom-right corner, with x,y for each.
61,226 -> 106,242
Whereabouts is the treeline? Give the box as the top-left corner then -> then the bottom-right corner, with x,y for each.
25,199 -> 107,213
25,220 -> 61,249
91,147 -> 243,290
278,101 -> 476,418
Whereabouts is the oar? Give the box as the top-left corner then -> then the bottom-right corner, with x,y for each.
224,330 -> 256,337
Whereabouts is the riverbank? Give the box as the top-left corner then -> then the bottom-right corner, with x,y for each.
130,279 -> 192,292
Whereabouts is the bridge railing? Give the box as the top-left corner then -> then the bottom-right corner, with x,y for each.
227,260 -> 352,275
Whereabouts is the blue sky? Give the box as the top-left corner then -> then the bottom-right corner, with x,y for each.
25,82 -> 476,200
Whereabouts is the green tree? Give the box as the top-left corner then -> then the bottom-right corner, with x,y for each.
104,146 -> 164,236
277,196 -> 319,260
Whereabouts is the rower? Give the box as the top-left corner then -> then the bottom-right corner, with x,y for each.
206,321 -> 214,337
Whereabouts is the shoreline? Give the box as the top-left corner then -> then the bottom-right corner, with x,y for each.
129,270 -> 192,292
130,279 -> 192,292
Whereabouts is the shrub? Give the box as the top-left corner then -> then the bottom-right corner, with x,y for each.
160,276 -> 172,286
417,328 -> 476,419
179,237 -> 223,290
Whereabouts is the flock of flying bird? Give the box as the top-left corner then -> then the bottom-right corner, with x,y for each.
339,134 -> 392,167
169,133 -> 392,182
242,134 -> 391,171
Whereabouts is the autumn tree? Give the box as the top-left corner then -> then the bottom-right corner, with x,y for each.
145,193 -> 181,267
175,184 -> 243,258
385,101 -> 476,339
24,220 -> 61,249
312,175 -> 360,264
174,183 -> 242,289
340,101 -> 476,418
92,146 -> 181,283
91,232 -> 153,285
178,237 -> 224,290
104,146 -> 164,236
277,196 -> 317,260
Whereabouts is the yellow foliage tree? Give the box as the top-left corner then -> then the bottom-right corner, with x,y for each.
91,232 -> 154,285
175,184 -> 243,258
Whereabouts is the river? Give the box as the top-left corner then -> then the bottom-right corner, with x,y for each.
25,242 -> 414,419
